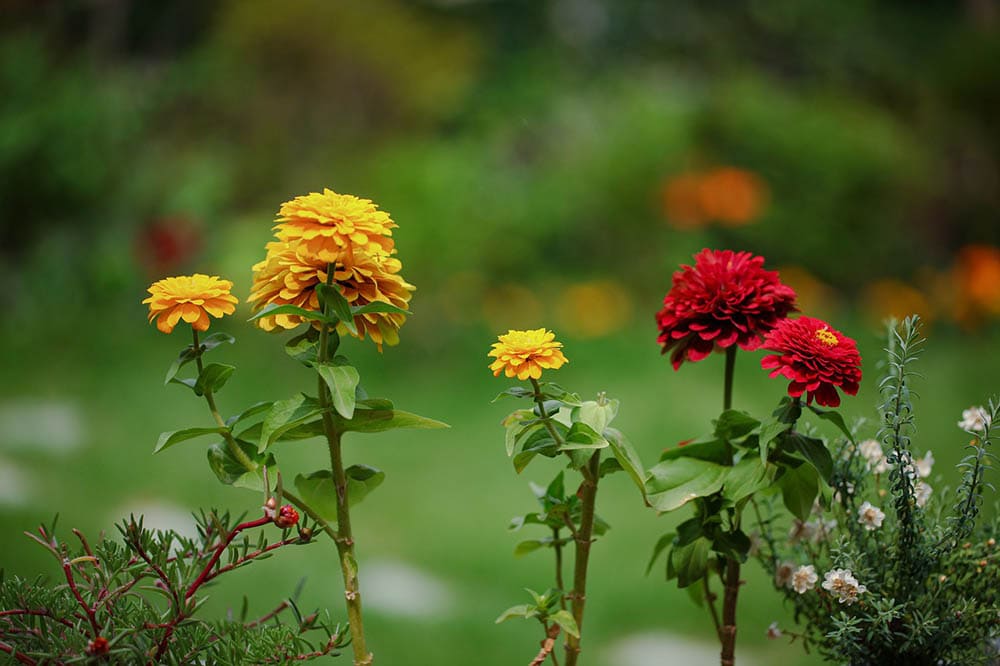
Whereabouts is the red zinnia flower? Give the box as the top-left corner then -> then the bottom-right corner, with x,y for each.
656,249 -> 798,369
760,316 -> 862,407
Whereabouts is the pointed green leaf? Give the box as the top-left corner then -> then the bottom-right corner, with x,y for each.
646,458 -> 729,513
605,427 -> 646,495
154,427 -> 228,454
226,401 -> 274,428
259,394 -> 324,452
779,463 -> 819,521
773,396 -> 802,425
782,432 -> 834,483
659,437 -> 729,465
248,302 -> 330,325
293,466 -> 385,521
722,457 -> 773,503
351,301 -> 410,317
194,363 -> 235,396
668,537 -> 710,588
316,284 -> 355,333
757,418 -> 789,465
164,345 -> 199,384
317,364 -> 359,419
548,610 -> 580,638
495,605 -> 535,623
493,386 -> 535,402
339,408 -> 449,434
646,532 -> 675,576
714,410 -> 760,442
206,440 -> 276,491
807,404 -> 856,445
559,421 -> 609,451
201,332 -> 236,351
285,330 -> 319,366
513,539 -> 547,557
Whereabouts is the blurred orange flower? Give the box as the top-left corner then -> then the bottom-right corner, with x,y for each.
659,167 -> 768,229
862,279 -> 934,324
953,245 -> 1000,325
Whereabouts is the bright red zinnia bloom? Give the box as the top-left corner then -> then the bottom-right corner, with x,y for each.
656,249 -> 798,369
760,316 -> 862,407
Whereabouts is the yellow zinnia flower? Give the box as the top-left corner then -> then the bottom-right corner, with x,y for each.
273,188 -> 397,264
488,328 -> 568,380
143,274 -> 239,334
248,240 -> 414,349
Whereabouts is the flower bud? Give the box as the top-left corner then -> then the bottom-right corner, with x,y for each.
263,497 -> 278,519
274,504 -> 299,529
87,636 -> 110,656
298,526 -> 314,542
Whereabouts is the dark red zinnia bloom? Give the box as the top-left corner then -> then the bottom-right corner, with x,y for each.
760,316 -> 862,407
656,249 -> 798,369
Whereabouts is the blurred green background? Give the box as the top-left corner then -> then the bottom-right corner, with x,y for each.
1,1 -> 999,664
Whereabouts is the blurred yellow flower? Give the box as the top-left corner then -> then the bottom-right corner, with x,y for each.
143,274 -> 238,334
249,240 -> 413,349
488,328 -> 568,380
274,188 -> 397,264
556,280 -> 632,338
862,279 -> 934,324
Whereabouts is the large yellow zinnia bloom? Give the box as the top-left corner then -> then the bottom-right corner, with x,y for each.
249,240 -> 414,349
273,189 -> 397,264
488,328 -> 568,380
143,274 -> 239,334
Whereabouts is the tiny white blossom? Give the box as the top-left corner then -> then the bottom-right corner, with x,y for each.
766,621 -> 782,639
915,481 -> 932,508
858,439 -> 883,468
788,519 -> 816,544
775,561 -> 796,588
822,568 -> 868,605
791,565 -> 818,594
958,406 -> 991,434
872,455 -> 891,475
914,450 -> 934,479
858,501 -> 885,531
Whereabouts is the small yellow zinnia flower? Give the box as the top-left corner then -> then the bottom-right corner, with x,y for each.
249,240 -> 414,349
488,328 -> 568,380
273,188 -> 397,264
143,274 -> 239,334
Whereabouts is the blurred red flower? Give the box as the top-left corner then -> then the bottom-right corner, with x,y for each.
656,249 -> 798,370
760,316 -> 862,408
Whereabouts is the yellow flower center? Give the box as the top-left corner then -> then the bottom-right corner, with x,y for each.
815,328 -> 838,346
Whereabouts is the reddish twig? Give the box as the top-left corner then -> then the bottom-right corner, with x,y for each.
0,609 -> 75,629
0,640 -> 37,665
530,623 -> 561,666
185,516 -> 272,600
245,600 -> 291,629
62,561 -> 100,637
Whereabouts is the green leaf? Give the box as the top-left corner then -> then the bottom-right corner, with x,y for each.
339,407 -> 449,434
605,427 -> 646,496
492,386 -> 535,402
513,428 -> 561,473
548,610 -> 580,638
495,605 -> 535,623
646,532 -> 674,576
757,418 -> 789,465
154,427 -> 228,454
714,410 -> 760,442
807,404 -> 856,445
645,458 -> 729,512
559,422 -> 609,451
293,466 -> 386,521
164,346 -> 199,384
316,284 -> 355,333
572,399 -> 619,435
668,537 -> 710,588
206,440 -> 276,491
225,401 -> 274,428
248,303 -> 330,325
259,394 -> 324,452
317,363 -> 359,419
722,457 -> 773,503
658,437 -> 730,465
285,330 -> 319,366
773,396 -> 802,425
513,539 -> 547,557
538,383 -> 583,406
779,463 -> 819,521
782,432 -> 834,482
194,363 -> 235,396
201,332 -> 236,351
351,301 -> 410,317
712,529 -> 752,562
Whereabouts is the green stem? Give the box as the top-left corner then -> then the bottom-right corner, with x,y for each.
719,345 -> 739,666
190,329 -> 338,543
563,451 -> 599,666
317,264 -> 371,666
530,378 -> 564,446
553,526 -> 566,611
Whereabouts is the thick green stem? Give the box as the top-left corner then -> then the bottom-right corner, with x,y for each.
719,345 -> 739,666
317,264 -> 371,666
564,451 -> 600,666
530,378 -> 563,446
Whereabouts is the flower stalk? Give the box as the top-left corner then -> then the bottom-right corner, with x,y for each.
564,450 -> 600,666
317,263 -> 371,666
719,345 -> 740,666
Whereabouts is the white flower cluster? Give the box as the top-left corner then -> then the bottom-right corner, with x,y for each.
821,568 -> 868,605
788,518 -> 837,544
775,561 -> 818,594
958,405 -> 991,434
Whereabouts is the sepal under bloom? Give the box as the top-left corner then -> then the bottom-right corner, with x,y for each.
143,274 -> 239,334
488,329 -> 568,380
760,316 -> 862,407
656,249 -> 797,369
